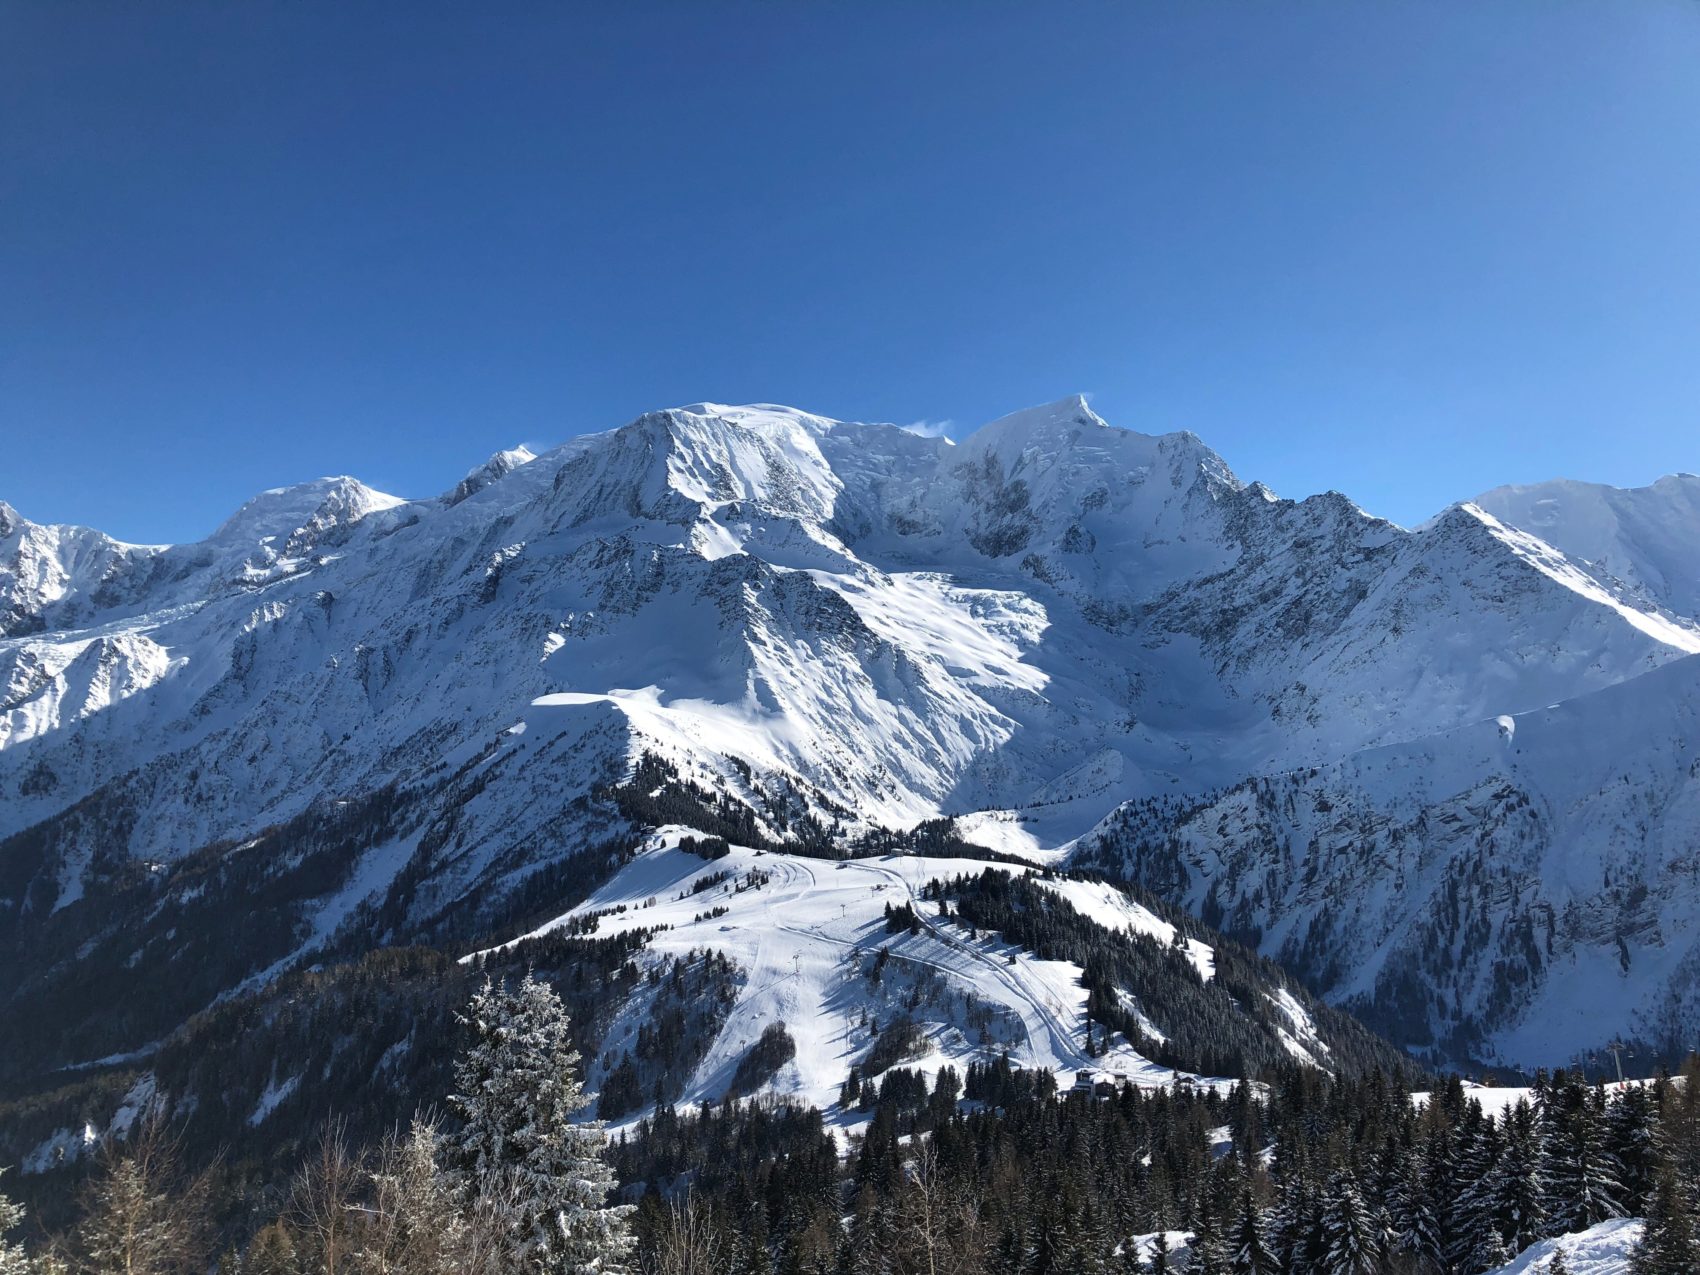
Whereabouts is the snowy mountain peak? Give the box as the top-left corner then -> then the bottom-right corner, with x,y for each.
632,403 -> 845,523
443,445 -> 537,507
969,394 -> 1106,442
1473,472 -> 1700,621
963,397 -> 1173,475
209,475 -> 405,548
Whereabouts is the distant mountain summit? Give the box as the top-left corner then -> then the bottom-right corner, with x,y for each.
3,400 -> 1698,1093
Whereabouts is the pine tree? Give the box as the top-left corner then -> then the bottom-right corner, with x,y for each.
1387,1150 -> 1443,1275
1318,1171 -> 1382,1275
1228,1192 -> 1275,1275
1547,1247 -> 1571,1275
1541,1091 -> 1625,1233
446,973 -> 634,1275
1604,1085 -> 1660,1214
1629,1164 -> 1700,1275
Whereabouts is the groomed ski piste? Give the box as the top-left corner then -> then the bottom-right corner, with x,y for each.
465,829 -> 1263,1134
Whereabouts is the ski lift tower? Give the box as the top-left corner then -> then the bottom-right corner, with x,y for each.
1606,1039 -> 1632,1085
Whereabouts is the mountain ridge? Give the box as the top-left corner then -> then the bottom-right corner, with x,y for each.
3,397 -> 1698,1080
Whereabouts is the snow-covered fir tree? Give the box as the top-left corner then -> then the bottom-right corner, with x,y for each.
1629,1163 -> 1700,1275
1470,1100 -> 1548,1262
446,973 -> 634,1275
1228,1191 -> 1276,1275
1604,1085 -> 1660,1214
1386,1155 -> 1442,1275
1446,1113 -> 1499,1273
1186,1210 -> 1231,1275
1472,1230 -> 1512,1272
1267,1178 -> 1322,1275
1318,1170 -> 1382,1275
1540,1085 -> 1626,1233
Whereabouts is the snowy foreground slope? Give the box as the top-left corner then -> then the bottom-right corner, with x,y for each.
3,397 -> 1699,1090
1484,1218 -> 1645,1275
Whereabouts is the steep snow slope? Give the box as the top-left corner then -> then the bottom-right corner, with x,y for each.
1475,473 -> 1700,622
2,398 -> 1696,1073
1079,651 -> 1700,1067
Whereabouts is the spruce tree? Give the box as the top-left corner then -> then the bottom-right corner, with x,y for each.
1542,1090 -> 1625,1233
1267,1178 -> 1322,1275
1629,1164 -> 1700,1275
1228,1192 -> 1276,1275
446,973 -> 634,1275
1604,1086 -> 1660,1214
1472,1230 -> 1511,1273
1188,1214 -> 1231,1275
1473,1103 -> 1547,1260
1318,1171 -> 1382,1275
1386,1156 -> 1442,1275
1447,1113 -> 1500,1274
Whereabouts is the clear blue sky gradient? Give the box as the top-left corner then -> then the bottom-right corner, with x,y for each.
3,2 -> 1698,543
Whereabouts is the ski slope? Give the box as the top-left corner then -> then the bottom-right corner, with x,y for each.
469,832 -> 1229,1120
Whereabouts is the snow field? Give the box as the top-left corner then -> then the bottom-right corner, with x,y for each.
470,833 -> 1226,1126
1484,1218 -> 1646,1275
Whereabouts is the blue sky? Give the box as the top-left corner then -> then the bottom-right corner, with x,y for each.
3,1 -> 1698,543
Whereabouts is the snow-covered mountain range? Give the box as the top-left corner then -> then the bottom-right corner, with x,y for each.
2,397 -> 1697,1093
